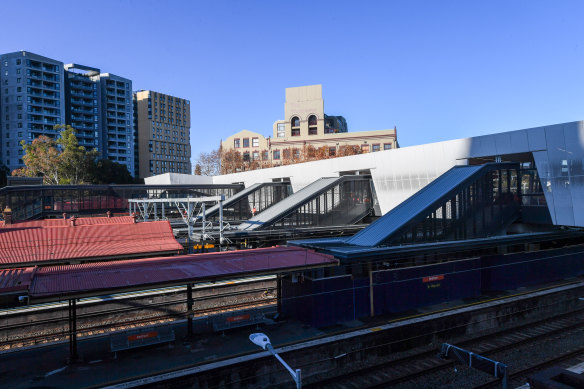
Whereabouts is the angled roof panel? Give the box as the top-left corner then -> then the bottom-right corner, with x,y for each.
237,177 -> 342,231
345,165 -> 485,247
203,182 -> 264,218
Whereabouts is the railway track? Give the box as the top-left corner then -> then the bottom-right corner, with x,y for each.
305,308 -> 584,388
0,285 -> 276,351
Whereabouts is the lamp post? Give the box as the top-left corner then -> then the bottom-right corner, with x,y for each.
249,333 -> 301,389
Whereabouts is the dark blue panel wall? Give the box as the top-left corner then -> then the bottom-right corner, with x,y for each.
281,277 -> 313,324
372,258 -> 482,315
353,278 -> 371,319
482,245 -> 584,291
281,275 -> 356,328
311,276 -> 354,327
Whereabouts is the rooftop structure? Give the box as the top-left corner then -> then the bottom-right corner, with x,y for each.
220,85 -> 398,172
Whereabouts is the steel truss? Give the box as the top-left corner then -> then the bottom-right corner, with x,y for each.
128,196 -> 231,244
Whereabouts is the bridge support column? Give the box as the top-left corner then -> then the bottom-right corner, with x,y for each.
187,284 -> 194,338
68,299 -> 78,363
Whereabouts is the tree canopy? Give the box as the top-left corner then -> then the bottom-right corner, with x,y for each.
12,125 -> 136,185
194,148 -> 221,176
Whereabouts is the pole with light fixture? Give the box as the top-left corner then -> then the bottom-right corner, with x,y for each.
249,333 -> 301,389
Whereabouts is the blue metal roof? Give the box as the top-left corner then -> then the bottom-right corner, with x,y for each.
345,165 -> 485,247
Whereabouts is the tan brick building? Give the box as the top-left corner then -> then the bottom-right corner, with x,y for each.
221,85 -> 398,170
134,90 -> 191,178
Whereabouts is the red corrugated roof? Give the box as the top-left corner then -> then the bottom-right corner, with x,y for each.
28,246 -> 337,298
0,220 -> 183,266
0,216 -> 134,229
0,267 -> 35,293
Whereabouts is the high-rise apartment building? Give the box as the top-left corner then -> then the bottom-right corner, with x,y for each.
134,90 -> 191,178
64,64 -> 101,152
0,51 -> 65,171
0,51 -> 191,179
92,73 -> 134,175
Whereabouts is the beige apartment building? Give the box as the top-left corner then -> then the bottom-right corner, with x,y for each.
134,90 -> 191,178
221,85 -> 398,169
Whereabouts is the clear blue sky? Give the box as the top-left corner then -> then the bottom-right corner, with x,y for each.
2,1 -> 584,161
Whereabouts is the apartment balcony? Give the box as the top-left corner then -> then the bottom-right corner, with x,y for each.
42,99 -> 58,107
71,107 -> 93,114
42,65 -> 58,73
42,74 -> 57,82
28,71 -> 42,79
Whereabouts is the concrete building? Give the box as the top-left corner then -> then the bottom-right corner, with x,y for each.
0,51 -> 65,171
0,51 -> 137,176
221,85 -> 398,169
92,73 -> 134,175
64,64 -> 101,153
134,90 -> 191,178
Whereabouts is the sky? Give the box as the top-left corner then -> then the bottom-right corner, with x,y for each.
2,0 -> 584,163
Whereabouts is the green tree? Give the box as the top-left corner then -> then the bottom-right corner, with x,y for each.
91,158 -> 134,184
12,125 -> 99,184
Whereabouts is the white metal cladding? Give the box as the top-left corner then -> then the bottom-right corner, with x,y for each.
237,177 -> 342,231
150,120 -> 584,228
345,165 -> 484,247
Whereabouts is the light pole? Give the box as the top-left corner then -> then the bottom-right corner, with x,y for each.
249,333 -> 301,389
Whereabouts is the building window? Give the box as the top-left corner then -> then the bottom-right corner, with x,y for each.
252,137 -> 259,147
262,151 -> 269,160
361,144 -> 370,153
372,144 -> 380,152
234,138 -> 240,148
308,115 -> 318,134
277,123 -> 285,138
329,147 -> 336,156
252,151 -> 259,160
273,150 -> 280,160
291,128 -> 300,136
383,143 -> 392,150
243,138 -> 249,147
291,116 -> 300,128
243,151 -> 250,161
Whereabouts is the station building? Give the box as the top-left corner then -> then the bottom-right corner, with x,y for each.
220,85 -> 398,168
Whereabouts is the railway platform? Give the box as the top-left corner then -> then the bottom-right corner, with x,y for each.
2,278 -> 583,388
